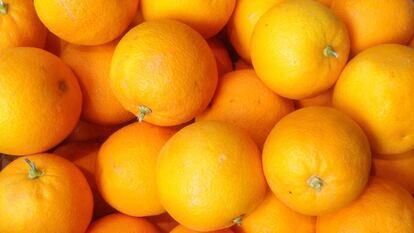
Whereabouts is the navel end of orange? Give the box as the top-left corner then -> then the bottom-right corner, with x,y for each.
232,215 -> 244,226
0,0 -> 8,14
24,159 -> 44,179
137,105 -> 152,122
307,175 -> 324,192
323,46 -> 338,58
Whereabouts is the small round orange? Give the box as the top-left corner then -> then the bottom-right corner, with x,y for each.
157,121 -> 267,231
140,0 -> 235,38
196,70 -> 294,148
34,0 -> 139,45
233,192 -> 315,233
316,177 -> 414,233
61,41 -> 135,125
207,38 -> 233,77
65,120 -> 125,143
148,213 -> 179,233
333,44 -> 414,155
96,122 -> 176,217
171,225 -> 234,233
110,20 -> 218,126
86,213 -> 160,233
0,154 -> 93,233
295,88 -> 333,108
263,107 -> 371,215
0,47 -> 82,156
251,0 -> 350,99
331,0 -> 414,55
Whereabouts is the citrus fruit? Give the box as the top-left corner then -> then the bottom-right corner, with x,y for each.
171,225 -> 234,233
86,213 -> 160,233
147,213 -> 179,233
207,38 -> 233,76
295,89 -> 333,108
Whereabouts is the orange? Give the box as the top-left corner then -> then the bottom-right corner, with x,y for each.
227,0 -> 284,62
54,142 -> 115,218
171,225 -> 234,233
263,107 -> 371,215
295,88 -> 333,108
373,150 -> 414,195
0,0 -> 46,50
86,213 -> 160,233
0,47 -> 82,156
96,122 -> 176,217
233,192 -> 315,233
207,38 -> 233,77
234,59 -> 252,70
251,0 -> 350,99
66,120 -> 125,143
61,41 -> 135,125
110,20 -> 218,126
333,44 -> 414,155
316,177 -> 414,233
0,154 -> 93,233
157,121 -> 267,231
316,0 -> 332,6
196,70 -> 294,148
140,0 -> 235,38
44,30 -> 67,56
34,0 -> 139,45
148,213 -> 179,233
331,0 -> 414,56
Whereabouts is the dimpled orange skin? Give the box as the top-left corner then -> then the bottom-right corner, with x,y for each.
140,0 -> 235,38
96,122 -> 176,217
263,107 -> 371,216
110,20 -> 218,126
251,0 -> 350,99
331,0 -> 414,56
0,47 -> 82,156
0,0 -> 47,50
233,192 -> 316,233
333,44 -> 414,155
207,38 -> 233,77
0,154 -> 93,233
295,88 -> 333,108
61,41 -> 135,126
316,177 -> 414,233
157,121 -> 267,231
196,70 -> 294,148
86,213 -> 160,233
227,0 -> 285,63
54,142 -> 115,218
34,0 -> 138,45
171,225 -> 234,233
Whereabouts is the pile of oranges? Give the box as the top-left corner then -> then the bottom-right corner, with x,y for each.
1,0 -> 414,232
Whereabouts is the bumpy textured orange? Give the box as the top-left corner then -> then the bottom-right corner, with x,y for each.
148,213 -> 179,233
171,225 -> 234,233
263,107 -> 372,215
61,41 -> 134,125
140,0 -> 235,38
295,88 -> 333,108
333,44 -> 414,155
0,47 -> 82,155
86,213 -> 160,233
157,121 -> 267,231
54,142 -> 115,218
0,154 -> 93,233
207,38 -> 233,77
96,122 -> 176,217
196,70 -> 294,148
110,20 -> 218,126
251,0 -> 350,99
34,0 -> 139,45
331,0 -> 414,56
316,177 -> 414,233
233,192 -> 315,233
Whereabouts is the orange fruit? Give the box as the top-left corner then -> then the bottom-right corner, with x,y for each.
234,59 -> 252,70
373,150 -> 414,195
263,107 -> 371,215
96,122 -> 176,217
227,0 -> 284,62
86,213 -> 160,233
207,38 -> 233,77
331,0 -> 414,56
196,70 -> 294,148
0,154 -> 93,233
171,225 -> 234,233
140,0 -> 235,38
316,177 -> 414,233
0,0 -> 46,50
34,0 -> 139,45
110,20 -> 218,126
44,30 -> 67,56
157,121 -> 267,231
295,88 -> 333,108
61,41 -> 135,125
316,0 -> 332,6
65,120 -> 125,143
0,47 -> 82,156
54,142 -> 115,218
233,192 -> 315,233
148,213 -> 179,233
251,0 -> 350,99
333,44 -> 414,155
